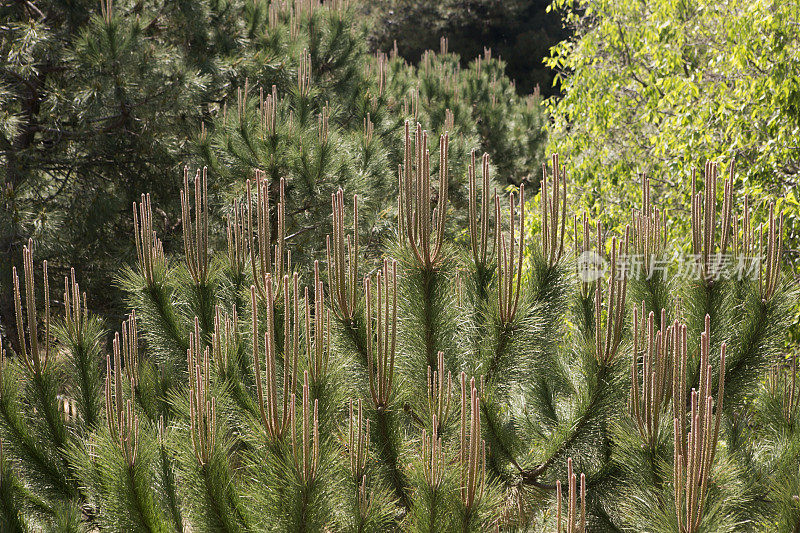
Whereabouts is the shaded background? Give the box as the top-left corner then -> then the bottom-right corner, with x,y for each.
363,0 -> 567,96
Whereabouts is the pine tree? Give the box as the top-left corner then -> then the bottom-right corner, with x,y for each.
0,118 -> 797,530
1,0 -> 546,342
0,0 -> 219,331
199,4 -> 547,274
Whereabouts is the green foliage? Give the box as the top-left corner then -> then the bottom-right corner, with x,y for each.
0,0 -> 546,338
0,1 -> 798,531
0,0 -> 211,324
1,133 -> 797,531
72,426 -> 173,532
199,2 -> 546,271
363,0 -> 567,97
544,0 -> 800,338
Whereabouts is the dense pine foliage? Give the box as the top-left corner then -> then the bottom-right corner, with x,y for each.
2,0 -> 799,532
362,0 -> 567,97
544,0 -> 800,319
1,0 -> 545,327
1,132 -> 798,530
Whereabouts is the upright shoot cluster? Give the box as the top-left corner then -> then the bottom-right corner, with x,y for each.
420,412 -> 445,490
298,49 -> 312,97
768,357 -> 798,424
427,351 -> 453,428
327,188 -> 359,322
541,154 -> 567,266
673,316 -> 726,533
226,200 -> 250,276
260,85 -> 278,138
594,233 -> 629,364
306,265 -> 330,383
211,305 -> 238,376
181,167 -> 210,285
459,374 -> 485,512
105,333 -> 139,466
63,268 -> 87,338
758,203 -> 784,302
468,150 -> 494,271
631,176 -> 668,276
629,306 -> 674,445
496,185 -> 525,324
574,213 -> 599,296
188,322 -> 216,466
119,312 -> 139,389
237,78 -> 251,124
347,398 -> 370,481
226,199 -> 250,276
290,372 -> 319,484
132,193 -> 165,286
247,171 -> 287,301
365,260 -> 397,409
691,162 -> 734,282
398,121 -> 450,269
251,281 -> 295,441
555,458 -> 586,533
12,240 -> 50,376
363,113 -> 374,144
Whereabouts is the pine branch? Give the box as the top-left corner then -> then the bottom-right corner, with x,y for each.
521,360 -> 616,487
56,268 -> 105,429
0,442 -> 31,533
372,405 -> 410,510
157,419 -> 184,533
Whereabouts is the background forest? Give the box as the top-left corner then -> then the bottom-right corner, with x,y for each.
0,0 -> 799,531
